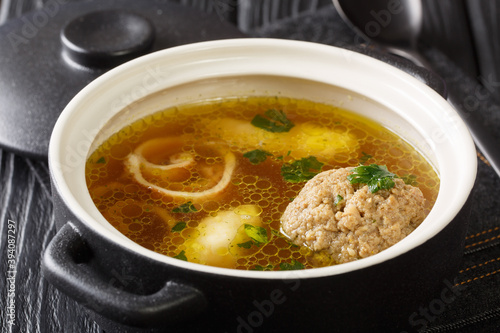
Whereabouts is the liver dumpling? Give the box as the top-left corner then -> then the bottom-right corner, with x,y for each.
280,167 -> 426,264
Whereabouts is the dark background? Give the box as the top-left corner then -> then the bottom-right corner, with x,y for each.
1,1 -> 500,332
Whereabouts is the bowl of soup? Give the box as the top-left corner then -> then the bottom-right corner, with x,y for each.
43,38 -> 476,333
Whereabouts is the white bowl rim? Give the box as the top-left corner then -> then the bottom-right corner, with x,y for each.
49,38 -> 477,280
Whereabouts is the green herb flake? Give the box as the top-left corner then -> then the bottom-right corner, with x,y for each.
271,229 -> 284,238
172,201 -> 198,214
401,174 -> 418,186
237,241 -> 254,249
347,164 -> 396,193
359,152 -> 373,165
279,260 -> 305,271
171,222 -> 187,233
281,156 -> 324,183
334,194 -> 344,206
251,264 -> 274,271
243,149 -> 272,165
173,250 -> 188,261
244,224 -> 269,245
251,109 -> 295,133
271,230 -> 299,248
96,157 -> 106,164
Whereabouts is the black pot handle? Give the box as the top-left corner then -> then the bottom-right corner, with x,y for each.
42,222 -> 207,328
347,44 -> 447,99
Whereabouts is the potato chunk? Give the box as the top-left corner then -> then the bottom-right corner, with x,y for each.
184,207 -> 263,268
210,118 -> 359,160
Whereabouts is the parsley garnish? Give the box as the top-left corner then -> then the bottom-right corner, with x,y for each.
276,151 -> 291,161
271,230 -> 298,247
172,202 -> 198,213
279,260 -> 305,271
334,194 -> 343,206
245,224 -> 268,244
237,241 -> 254,249
237,224 -> 269,248
173,250 -> 188,261
401,174 -> 418,186
96,157 -> 106,164
171,222 -> 187,233
251,264 -> 274,271
347,164 -> 396,193
271,229 -> 282,238
281,156 -> 324,183
251,109 -> 295,133
243,149 -> 272,165
359,152 -> 373,165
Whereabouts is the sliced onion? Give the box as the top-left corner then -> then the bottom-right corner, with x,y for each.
125,139 -> 236,200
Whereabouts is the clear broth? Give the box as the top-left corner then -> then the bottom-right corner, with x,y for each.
86,96 -> 439,270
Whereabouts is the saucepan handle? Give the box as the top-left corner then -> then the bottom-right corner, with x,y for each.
348,44 -> 447,99
42,222 -> 207,328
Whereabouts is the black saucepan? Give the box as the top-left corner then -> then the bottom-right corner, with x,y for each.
43,38 -> 476,333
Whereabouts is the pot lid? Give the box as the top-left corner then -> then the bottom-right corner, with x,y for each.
0,0 -> 245,159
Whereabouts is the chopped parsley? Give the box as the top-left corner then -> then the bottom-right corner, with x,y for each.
281,156 -> 324,183
172,201 -> 198,214
243,149 -> 272,165
347,164 -> 396,193
271,230 -> 298,248
171,222 -> 187,233
237,241 -> 254,249
276,151 -> 291,161
334,194 -> 343,206
279,260 -> 305,271
173,250 -> 188,261
243,224 -> 268,245
251,264 -> 274,271
237,224 -> 269,248
271,229 -> 282,238
359,152 -> 373,165
401,174 -> 418,186
96,157 -> 106,164
251,109 -> 295,133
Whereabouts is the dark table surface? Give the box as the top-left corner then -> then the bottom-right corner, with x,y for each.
1,1 -> 500,332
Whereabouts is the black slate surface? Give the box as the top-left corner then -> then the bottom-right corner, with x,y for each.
1,1 -> 500,333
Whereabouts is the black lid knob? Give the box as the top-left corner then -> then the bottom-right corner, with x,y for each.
61,10 -> 155,68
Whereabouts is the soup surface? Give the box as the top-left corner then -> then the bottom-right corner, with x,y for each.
86,96 -> 439,270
